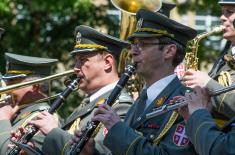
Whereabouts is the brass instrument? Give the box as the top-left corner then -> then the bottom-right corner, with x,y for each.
0,70 -> 74,95
0,74 -> 11,105
146,83 -> 235,119
150,26 -> 226,118
184,25 -> 225,70
7,77 -> 80,155
0,94 -> 14,105
111,0 -> 162,39
111,0 -> 162,98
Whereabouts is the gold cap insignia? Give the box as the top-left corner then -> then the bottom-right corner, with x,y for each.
137,18 -> 143,30
96,98 -> 106,106
155,97 -> 166,107
76,32 -> 82,44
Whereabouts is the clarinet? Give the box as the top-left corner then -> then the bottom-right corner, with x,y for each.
7,77 -> 80,155
68,64 -> 136,155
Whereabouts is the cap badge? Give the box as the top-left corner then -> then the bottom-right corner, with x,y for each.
137,18 -> 143,30
76,32 -> 82,44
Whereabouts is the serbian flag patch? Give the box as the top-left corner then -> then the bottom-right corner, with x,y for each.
173,124 -> 189,146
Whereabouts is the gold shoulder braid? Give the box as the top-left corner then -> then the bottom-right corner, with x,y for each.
68,118 -> 81,135
153,111 -> 179,144
224,54 -> 235,70
216,70 -> 232,128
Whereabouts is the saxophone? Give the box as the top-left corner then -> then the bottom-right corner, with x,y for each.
184,25 -> 225,70
147,25 -> 225,117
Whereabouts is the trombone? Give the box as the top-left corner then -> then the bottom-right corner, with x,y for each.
146,84 -> 235,119
0,70 -> 74,95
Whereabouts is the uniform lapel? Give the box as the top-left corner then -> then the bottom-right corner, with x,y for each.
131,77 -> 182,129
62,90 -> 112,129
209,49 -> 231,78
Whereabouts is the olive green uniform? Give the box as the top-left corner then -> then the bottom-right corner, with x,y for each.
0,52 -> 58,154
0,102 -> 49,154
207,48 -> 235,119
186,109 -> 235,155
103,77 -> 197,155
42,89 -> 133,155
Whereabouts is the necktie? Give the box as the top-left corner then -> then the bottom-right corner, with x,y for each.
133,89 -> 148,120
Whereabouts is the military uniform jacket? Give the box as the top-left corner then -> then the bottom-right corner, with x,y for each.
42,89 -> 133,155
207,48 -> 235,119
103,77 -> 197,155
0,102 -> 50,154
186,109 -> 235,155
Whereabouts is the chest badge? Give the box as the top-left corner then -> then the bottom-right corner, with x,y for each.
96,98 -> 106,106
155,96 -> 166,107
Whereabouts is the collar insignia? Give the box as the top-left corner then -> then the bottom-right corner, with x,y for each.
96,98 -> 106,106
155,96 -> 166,107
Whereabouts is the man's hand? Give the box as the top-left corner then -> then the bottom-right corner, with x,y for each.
9,127 -> 35,155
69,130 -> 95,155
29,111 -> 58,135
0,104 -> 19,121
183,69 -> 211,88
178,86 -> 210,122
92,104 -> 121,130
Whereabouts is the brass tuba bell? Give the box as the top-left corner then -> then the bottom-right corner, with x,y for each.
111,0 -> 162,40
111,0 -> 162,15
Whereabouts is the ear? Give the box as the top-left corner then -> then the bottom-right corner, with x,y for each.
103,54 -> 114,71
163,44 -> 177,59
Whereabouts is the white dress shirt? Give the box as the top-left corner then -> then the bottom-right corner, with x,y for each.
89,81 -> 118,102
145,74 -> 176,109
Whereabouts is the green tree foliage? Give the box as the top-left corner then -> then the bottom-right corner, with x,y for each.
0,0 -> 111,71
174,0 -> 221,16
0,0 -> 113,116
